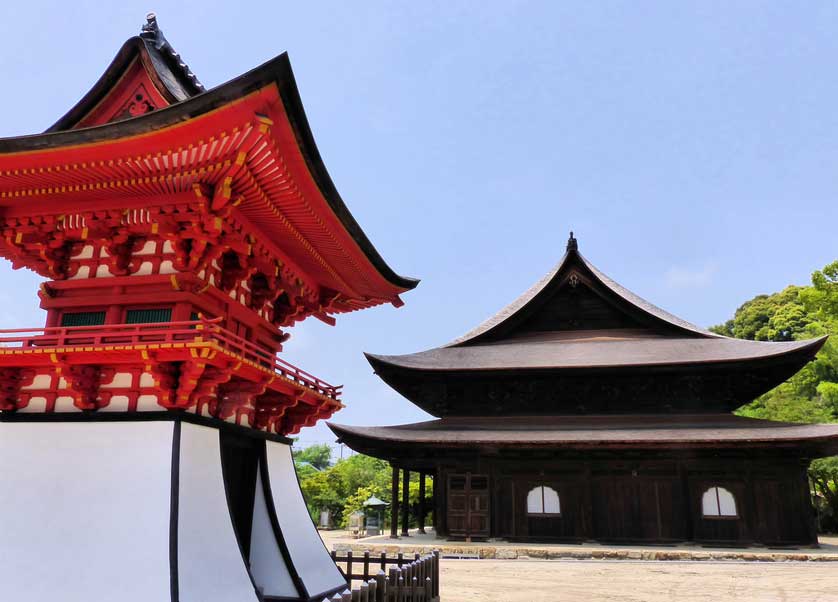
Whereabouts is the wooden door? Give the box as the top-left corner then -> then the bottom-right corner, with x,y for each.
447,473 -> 490,539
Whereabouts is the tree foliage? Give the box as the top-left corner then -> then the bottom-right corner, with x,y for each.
712,260 -> 838,530
292,443 -> 333,471
294,450 -> 432,529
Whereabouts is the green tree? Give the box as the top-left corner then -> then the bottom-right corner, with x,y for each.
293,443 -> 333,471
713,260 -> 838,531
296,450 -> 434,529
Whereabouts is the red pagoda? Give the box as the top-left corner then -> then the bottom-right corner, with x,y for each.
331,234 -> 837,546
0,15 -> 415,602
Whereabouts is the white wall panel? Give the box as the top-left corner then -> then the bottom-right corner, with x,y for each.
177,423 -> 257,601
265,441 -> 345,598
249,467 -> 298,598
0,421 -> 173,602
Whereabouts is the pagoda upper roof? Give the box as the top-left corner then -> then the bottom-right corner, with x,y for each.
48,14 -> 204,132
0,16 -> 417,309
367,233 -> 825,373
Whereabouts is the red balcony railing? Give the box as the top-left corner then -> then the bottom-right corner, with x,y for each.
0,320 -> 341,400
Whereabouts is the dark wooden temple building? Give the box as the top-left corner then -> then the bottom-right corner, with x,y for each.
330,234 -> 838,546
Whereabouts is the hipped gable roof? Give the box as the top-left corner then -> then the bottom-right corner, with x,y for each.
366,233 -> 826,373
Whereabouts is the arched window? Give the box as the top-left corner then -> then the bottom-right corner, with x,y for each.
701,486 -> 737,518
526,486 -> 561,515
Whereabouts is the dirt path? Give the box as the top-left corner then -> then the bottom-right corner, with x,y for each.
440,559 -> 838,602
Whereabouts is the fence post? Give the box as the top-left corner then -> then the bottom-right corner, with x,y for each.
367,578 -> 376,602
341,591 -> 352,602
347,550 -> 354,582
360,581 -> 369,602
397,552 -> 404,568
375,570 -> 386,602
424,577 -> 433,602
388,567 -> 398,602
364,550 -> 371,581
433,550 -> 440,599
380,551 -> 387,571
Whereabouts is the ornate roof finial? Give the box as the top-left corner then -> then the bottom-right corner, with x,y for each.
141,13 -> 159,37
138,12 -> 206,93
566,231 -> 578,252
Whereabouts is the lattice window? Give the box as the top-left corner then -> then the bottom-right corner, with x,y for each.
125,308 -> 173,324
60,311 -> 106,327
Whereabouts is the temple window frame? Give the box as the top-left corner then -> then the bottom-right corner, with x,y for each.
526,485 -> 562,517
701,486 -> 738,519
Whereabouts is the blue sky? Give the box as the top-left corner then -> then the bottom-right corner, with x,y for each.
1,2 -> 836,450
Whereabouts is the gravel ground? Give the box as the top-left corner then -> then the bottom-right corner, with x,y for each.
440,559 -> 838,602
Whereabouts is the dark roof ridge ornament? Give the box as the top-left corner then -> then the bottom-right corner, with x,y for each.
140,13 -> 162,44
139,12 -> 206,92
566,231 -> 578,252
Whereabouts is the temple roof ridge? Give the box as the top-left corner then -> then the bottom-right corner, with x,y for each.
445,242 -> 719,347
139,13 -> 205,93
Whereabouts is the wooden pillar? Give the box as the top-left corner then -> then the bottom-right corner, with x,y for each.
433,469 -> 443,535
679,461 -> 694,542
418,472 -> 426,534
581,462 -> 593,539
390,464 -> 399,539
401,468 -> 410,537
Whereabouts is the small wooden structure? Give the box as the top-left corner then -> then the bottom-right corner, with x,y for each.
331,234 -> 837,545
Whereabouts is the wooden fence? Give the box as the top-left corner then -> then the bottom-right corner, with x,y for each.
328,550 -> 440,602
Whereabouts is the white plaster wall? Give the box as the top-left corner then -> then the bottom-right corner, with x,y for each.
21,374 -> 52,390
177,423 -> 257,601
18,396 -> 47,412
101,372 -> 132,388
100,395 -> 130,412
136,394 -> 159,410
0,421 -> 173,602
265,441 -> 345,598
249,467 -> 298,598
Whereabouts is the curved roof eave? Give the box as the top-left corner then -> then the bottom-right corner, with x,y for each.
365,334 -> 828,373
328,415 -> 838,451
1,53 -> 418,292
